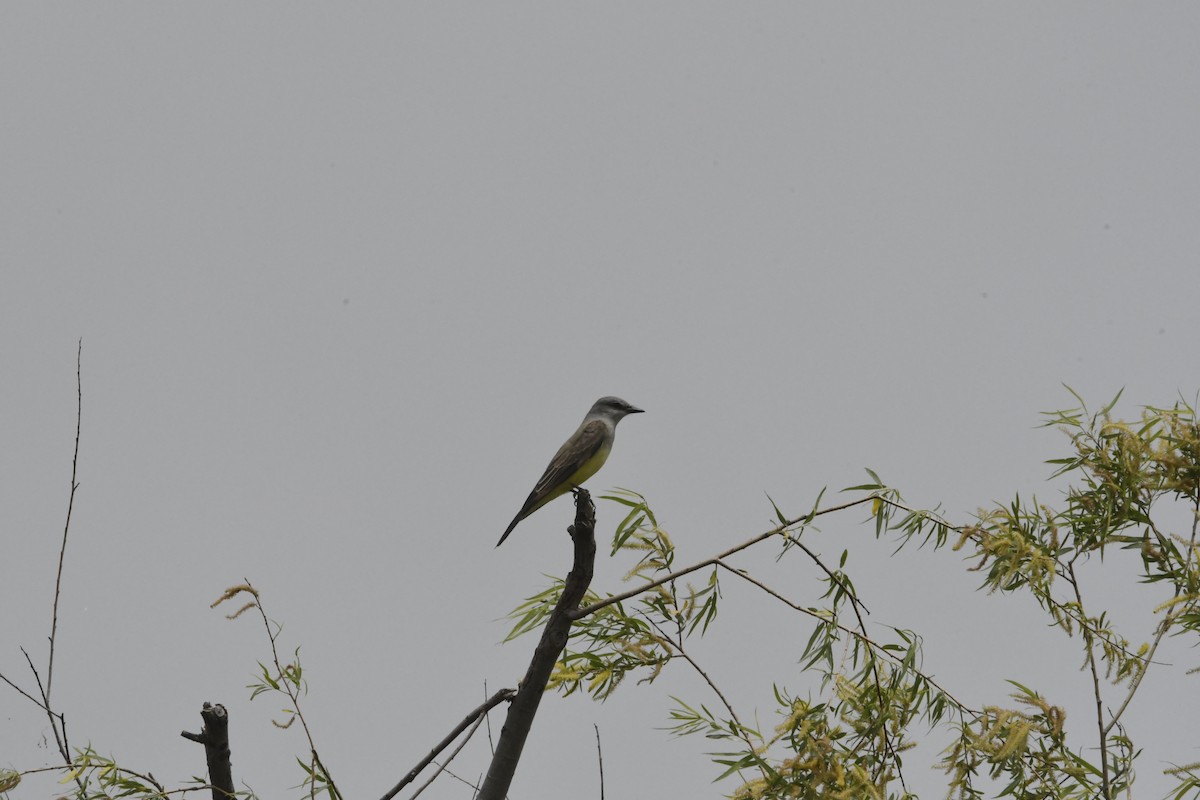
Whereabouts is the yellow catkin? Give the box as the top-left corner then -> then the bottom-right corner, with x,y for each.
0,769 -> 20,793
995,721 -> 1031,760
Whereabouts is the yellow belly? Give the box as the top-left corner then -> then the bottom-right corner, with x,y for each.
532,440 -> 612,512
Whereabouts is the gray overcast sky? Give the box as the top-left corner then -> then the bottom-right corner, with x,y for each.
3,4 -> 1198,799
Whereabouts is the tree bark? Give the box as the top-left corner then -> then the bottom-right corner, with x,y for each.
181,701 -> 235,800
478,489 -> 597,800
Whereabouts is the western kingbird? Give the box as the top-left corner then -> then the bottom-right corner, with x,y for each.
497,396 -> 644,547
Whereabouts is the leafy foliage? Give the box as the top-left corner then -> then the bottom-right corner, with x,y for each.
9,390 -> 1200,800
507,393 -> 1200,800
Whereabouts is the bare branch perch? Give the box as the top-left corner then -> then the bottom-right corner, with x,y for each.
181,702 -> 235,800
479,489 -> 598,800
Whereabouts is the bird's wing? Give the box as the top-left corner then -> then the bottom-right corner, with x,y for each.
496,420 -> 609,546
527,419 -> 609,503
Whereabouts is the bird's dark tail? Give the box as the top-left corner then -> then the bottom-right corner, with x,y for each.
496,512 -> 523,547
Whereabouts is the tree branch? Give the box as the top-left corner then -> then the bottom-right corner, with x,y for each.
877,496 -> 1159,668
642,614 -> 763,777
380,688 -> 515,800
1065,559 -> 1109,797
594,724 -> 605,800
252,585 -> 342,800
1103,495 -> 1200,736
479,488 -> 597,800
40,340 -> 84,768
181,702 -> 235,800
714,561 -> 978,717
571,495 -> 875,621
407,713 -> 486,799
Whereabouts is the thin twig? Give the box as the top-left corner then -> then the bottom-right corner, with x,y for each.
571,496 -> 876,620
0,665 -> 48,710
594,724 -> 605,800
0,348 -> 83,791
1102,495 -> 1200,736
715,561 -> 978,717
25,646 -> 71,771
34,340 -> 85,770
778,530 -> 905,789
47,340 -> 83,710
877,496 -> 1159,668
641,612 -> 772,788
834,561 -> 904,791
483,683 -> 497,756
21,647 -> 60,765
15,765 -> 204,798
310,750 -> 335,800
381,688 -> 516,800
409,713 -> 487,799
644,614 -> 754,751
246,582 -> 343,800
1066,558 -> 1109,797
781,532 -> 870,616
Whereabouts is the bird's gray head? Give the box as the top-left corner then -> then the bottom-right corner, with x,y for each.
587,396 -> 644,422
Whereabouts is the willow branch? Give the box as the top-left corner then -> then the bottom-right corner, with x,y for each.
1103,495 -> 1200,736
1066,558 -> 1109,797
715,561 -> 978,717
571,496 -> 875,621
381,688 -> 515,800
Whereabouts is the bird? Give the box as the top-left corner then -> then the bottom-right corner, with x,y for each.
497,396 -> 644,547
